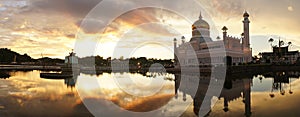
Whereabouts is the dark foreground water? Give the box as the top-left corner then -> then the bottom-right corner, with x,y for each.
0,70 -> 300,117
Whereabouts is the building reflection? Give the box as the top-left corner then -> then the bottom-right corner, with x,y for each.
174,73 -> 214,116
222,74 -> 252,117
63,71 -> 80,88
174,73 -> 252,116
174,71 -> 300,117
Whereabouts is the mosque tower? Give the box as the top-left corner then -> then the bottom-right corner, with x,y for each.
243,11 -> 250,51
242,11 -> 252,62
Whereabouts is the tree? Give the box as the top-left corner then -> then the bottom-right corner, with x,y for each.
279,40 -> 284,47
268,38 -> 274,47
288,42 -> 292,47
258,53 -> 262,57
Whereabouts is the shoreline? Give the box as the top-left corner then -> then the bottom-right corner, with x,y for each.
1,64 -> 300,73
0,65 -> 61,71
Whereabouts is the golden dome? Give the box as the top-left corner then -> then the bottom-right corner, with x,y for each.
192,13 -> 210,29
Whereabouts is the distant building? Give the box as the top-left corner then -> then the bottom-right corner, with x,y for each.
63,51 -> 80,72
111,59 -> 130,70
174,11 -> 252,67
65,51 -> 79,64
261,46 -> 300,64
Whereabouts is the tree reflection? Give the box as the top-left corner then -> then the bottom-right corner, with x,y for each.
262,71 -> 299,98
0,71 -> 10,79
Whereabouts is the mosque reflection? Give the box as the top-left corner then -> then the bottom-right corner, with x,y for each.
64,73 -> 79,88
174,71 -> 300,117
8,69 -> 299,116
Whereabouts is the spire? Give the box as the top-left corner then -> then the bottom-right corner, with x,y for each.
199,11 -> 203,19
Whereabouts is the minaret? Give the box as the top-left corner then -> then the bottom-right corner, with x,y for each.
181,36 -> 185,44
242,11 -> 251,63
222,26 -> 228,48
243,11 -> 250,51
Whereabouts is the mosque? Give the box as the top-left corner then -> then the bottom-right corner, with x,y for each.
174,11 -> 252,67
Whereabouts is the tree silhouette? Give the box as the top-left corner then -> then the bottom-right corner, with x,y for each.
268,38 -> 274,47
288,42 -> 292,47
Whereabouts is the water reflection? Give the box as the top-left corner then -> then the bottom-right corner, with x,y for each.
260,71 -> 298,97
0,71 -> 10,79
40,72 -> 80,89
75,72 -> 182,117
0,70 -> 179,116
0,70 -> 83,116
1,70 -> 300,116
64,75 -> 78,88
175,71 -> 300,117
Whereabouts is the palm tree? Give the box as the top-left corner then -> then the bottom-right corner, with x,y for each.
258,52 -> 262,57
258,53 -> 262,60
279,40 -> 284,47
268,38 -> 274,47
288,42 -> 292,47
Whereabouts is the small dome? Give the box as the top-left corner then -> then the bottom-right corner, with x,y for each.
222,26 -> 228,31
243,12 -> 249,17
192,19 -> 210,29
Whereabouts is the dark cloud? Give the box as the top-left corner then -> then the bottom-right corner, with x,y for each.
23,0 -> 196,36
76,18 -> 105,34
77,7 -> 160,34
31,0 -> 103,18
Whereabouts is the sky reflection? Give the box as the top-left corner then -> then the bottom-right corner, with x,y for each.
0,70 -> 300,116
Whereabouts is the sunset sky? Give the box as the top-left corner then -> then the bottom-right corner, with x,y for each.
0,0 -> 299,59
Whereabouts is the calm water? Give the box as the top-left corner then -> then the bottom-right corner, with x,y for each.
0,70 -> 300,117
